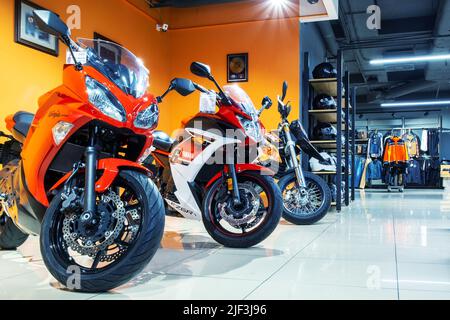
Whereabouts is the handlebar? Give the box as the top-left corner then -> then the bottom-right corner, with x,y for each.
193,83 -> 209,93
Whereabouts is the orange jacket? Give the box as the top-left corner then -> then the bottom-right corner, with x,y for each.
383,137 -> 409,164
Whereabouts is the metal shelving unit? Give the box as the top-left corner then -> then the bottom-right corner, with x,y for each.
302,51 -> 356,212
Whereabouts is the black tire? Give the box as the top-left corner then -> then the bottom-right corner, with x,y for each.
40,170 -> 165,292
202,171 -> 282,248
279,171 -> 331,225
0,217 -> 28,250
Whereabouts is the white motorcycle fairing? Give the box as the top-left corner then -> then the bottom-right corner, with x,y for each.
165,128 -> 241,220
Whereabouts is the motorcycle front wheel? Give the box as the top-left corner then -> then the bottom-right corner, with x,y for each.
40,170 -> 165,293
202,171 -> 282,248
278,171 -> 331,225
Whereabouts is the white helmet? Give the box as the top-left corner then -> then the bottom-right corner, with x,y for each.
309,152 -> 337,172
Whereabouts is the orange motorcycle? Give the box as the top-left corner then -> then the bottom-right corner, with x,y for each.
0,11 -> 166,292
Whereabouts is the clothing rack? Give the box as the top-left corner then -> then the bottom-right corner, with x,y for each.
356,126 -> 443,190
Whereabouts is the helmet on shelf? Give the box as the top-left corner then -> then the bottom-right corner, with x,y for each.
313,94 -> 337,110
313,122 -> 338,140
312,62 -> 337,79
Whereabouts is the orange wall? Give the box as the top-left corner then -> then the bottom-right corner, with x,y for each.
0,0 -> 300,135
0,0 -> 171,131
166,17 -> 300,133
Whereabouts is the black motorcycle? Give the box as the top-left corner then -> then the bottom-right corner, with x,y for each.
262,82 -> 332,225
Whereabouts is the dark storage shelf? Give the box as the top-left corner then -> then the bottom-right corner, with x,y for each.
313,171 -> 351,175
310,140 -> 345,149
304,51 -> 355,212
309,78 -> 338,96
308,110 -> 346,123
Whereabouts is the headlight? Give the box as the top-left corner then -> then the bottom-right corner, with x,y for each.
134,103 -> 159,129
52,121 -> 73,146
258,143 -> 282,165
237,115 -> 263,142
85,76 -> 126,122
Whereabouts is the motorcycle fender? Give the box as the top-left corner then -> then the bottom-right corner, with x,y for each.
205,164 -> 274,188
50,159 -> 150,193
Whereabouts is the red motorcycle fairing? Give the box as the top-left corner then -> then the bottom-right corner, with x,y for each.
205,164 -> 275,188
182,111 -> 263,148
50,158 -> 151,193
22,65 -> 157,207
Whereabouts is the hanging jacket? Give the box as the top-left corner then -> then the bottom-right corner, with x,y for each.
353,156 -> 365,187
406,159 -> 423,185
367,131 -> 384,158
421,130 -> 428,152
427,129 -> 440,157
402,132 -> 421,158
383,136 -> 409,165
366,159 -> 383,180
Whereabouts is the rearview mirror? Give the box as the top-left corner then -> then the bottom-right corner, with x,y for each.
171,78 -> 196,97
262,96 -> 272,110
281,81 -> 288,101
190,62 -> 212,79
33,10 -> 70,39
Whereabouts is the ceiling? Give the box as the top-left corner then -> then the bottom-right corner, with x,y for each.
136,0 -> 301,28
316,0 -> 450,112
146,0 -> 245,8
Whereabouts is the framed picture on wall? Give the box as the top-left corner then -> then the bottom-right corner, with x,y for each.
227,53 -> 248,83
14,0 -> 59,56
94,32 -> 122,64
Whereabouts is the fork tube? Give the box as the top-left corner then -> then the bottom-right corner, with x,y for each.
84,125 -> 98,214
228,164 -> 241,205
284,124 -> 306,188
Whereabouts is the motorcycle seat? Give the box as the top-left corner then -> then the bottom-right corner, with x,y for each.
153,130 -> 175,153
12,112 -> 34,143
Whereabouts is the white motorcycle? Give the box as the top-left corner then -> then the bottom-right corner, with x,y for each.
146,64 -> 282,248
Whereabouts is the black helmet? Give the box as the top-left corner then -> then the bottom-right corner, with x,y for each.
313,94 -> 337,110
313,62 -> 337,79
313,122 -> 337,140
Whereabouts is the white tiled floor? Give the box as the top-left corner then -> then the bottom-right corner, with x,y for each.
0,189 -> 449,300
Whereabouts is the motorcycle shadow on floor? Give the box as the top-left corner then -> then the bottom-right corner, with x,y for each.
22,231 -> 284,294
102,232 -> 286,292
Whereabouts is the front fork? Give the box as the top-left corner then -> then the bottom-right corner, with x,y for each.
228,164 -> 241,205
283,124 -> 307,188
83,125 -> 98,216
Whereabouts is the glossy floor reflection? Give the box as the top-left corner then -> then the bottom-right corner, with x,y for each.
0,190 -> 449,300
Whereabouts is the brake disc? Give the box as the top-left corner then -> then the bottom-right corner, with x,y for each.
284,187 -> 309,207
218,183 -> 261,228
62,191 -> 131,259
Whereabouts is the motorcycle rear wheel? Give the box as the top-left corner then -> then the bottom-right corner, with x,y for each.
40,170 -> 165,292
0,216 -> 28,250
278,171 -> 331,225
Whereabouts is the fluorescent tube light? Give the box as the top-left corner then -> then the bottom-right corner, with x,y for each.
370,54 -> 450,65
381,100 -> 450,107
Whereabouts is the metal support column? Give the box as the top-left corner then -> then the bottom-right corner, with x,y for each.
336,50 -> 343,212
301,52 -> 311,170
351,87 -> 357,201
344,71 -> 350,206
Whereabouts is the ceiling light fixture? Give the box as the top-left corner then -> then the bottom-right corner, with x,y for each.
370,54 -> 450,65
269,0 -> 289,9
381,100 -> 450,107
